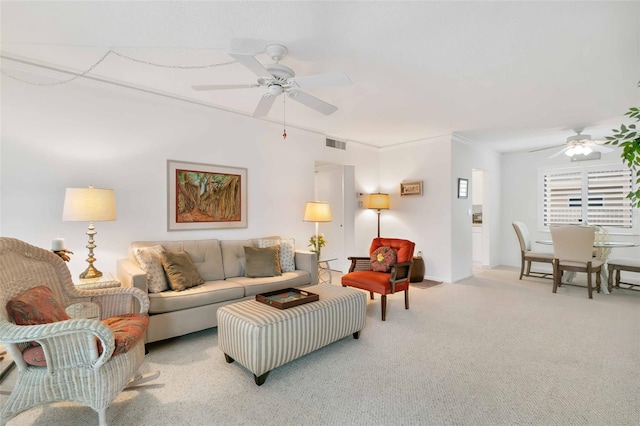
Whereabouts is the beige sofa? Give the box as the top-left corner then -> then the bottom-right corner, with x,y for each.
116,238 -> 317,343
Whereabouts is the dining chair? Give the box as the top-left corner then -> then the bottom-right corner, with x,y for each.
550,226 -> 603,299
512,221 -> 553,280
341,238 -> 415,321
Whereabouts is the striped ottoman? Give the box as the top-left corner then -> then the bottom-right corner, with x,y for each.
217,284 -> 366,385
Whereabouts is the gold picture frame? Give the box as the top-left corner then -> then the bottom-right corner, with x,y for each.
168,160 -> 247,231
400,180 -> 423,196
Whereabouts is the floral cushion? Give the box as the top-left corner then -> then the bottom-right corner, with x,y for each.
370,246 -> 397,273
133,245 -> 169,293
257,238 -> 296,272
22,313 -> 150,366
6,285 -> 70,326
98,313 -> 150,357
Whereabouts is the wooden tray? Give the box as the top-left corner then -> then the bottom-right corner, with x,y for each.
256,288 -> 319,310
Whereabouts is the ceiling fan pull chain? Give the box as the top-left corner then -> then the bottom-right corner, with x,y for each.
282,95 -> 287,139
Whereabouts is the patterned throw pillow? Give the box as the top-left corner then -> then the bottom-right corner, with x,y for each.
133,245 -> 169,293
6,285 -> 70,326
257,238 -> 296,272
370,246 -> 397,273
22,313 -> 150,366
161,251 -> 204,292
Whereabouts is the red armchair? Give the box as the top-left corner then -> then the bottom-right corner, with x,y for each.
341,238 -> 415,321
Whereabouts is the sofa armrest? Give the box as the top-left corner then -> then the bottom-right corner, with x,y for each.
116,258 -> 148,293
295,250 -> 318,285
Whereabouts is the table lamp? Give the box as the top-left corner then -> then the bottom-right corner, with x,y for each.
368,193 -> 390,238
63,186 -> 117,279
303,201 -> 332,258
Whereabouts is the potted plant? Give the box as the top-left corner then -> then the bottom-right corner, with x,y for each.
604,82 -> 640,208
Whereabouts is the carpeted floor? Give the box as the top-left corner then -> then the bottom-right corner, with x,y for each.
2,266 -> 639,425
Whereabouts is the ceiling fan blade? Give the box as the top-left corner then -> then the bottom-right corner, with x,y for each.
528,144 -> 564,153
192,84 -> 259,91
589,144 -> 614,153
229,53 -> 272,79
287,90 -> 338,115
253,94 -> 277,117
289,72 -> 352,89
548,146 -> 570,158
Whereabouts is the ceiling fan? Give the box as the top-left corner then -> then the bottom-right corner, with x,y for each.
192,44 -> 351,117
529,129 -> 614,158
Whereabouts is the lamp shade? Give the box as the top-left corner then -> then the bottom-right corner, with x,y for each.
63,187 -> 117,222
368,193 -> 390,210
303,201 -> 332,222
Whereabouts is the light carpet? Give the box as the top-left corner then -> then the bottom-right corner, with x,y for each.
2,267 -> 639,425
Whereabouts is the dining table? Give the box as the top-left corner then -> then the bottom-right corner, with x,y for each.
535,239 -> 639,294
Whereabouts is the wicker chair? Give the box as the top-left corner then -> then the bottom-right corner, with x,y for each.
0,237 -> 157,425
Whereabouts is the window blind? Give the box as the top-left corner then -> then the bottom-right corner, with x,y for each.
543,167 -> 633,228
586,169 -> 633,227
543,171 -> 583,226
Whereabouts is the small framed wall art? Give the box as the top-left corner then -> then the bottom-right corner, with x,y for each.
457,178 -> 469,199
400,180 -> 423,196
167,160 -> 247,231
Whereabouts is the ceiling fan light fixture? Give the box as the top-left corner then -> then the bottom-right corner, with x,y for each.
565,147 -> 577,157
582,146 -> 593,155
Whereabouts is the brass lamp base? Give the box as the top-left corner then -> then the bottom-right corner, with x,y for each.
79,263 -> 103,279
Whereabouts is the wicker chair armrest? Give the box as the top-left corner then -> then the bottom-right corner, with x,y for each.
347,256 -> 371,273
0,318 -> 115,370
71,286 -> 150,318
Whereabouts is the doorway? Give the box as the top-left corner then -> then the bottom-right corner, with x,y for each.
314,163 -> 355,273
471,169 -> 489,271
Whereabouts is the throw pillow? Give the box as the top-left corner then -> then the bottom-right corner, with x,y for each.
6,285 -> 70,326
133,245 -> 169,293
257,238 -> 296,272
370,246 -> 397,273
161,251 -> 204,292
245,246 -> 282,278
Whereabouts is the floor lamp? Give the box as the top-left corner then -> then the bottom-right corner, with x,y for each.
303,201 -> 332,258
63,186 -> 117,279
368,193 -> 390,238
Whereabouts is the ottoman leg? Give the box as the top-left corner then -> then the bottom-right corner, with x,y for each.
254,371 -> 270,386
224,354 -> 235,364
353,331 -> 360,339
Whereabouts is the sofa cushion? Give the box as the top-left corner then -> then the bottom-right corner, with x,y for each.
245,246 -> 282,278
133,245 -> 169,293
231,271 -> 312,297
148,280 -> 245,314
221,240 -> 254,278
131,240 -> 225,281
257,238 -> 296,272
161,251 -> 204,291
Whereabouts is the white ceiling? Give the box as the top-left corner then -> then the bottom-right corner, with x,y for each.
1,1 -> 639,152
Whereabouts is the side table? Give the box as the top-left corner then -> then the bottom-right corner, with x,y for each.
410,256 -> 425,283
318,258 -> 337,284
67,273 -> 121,319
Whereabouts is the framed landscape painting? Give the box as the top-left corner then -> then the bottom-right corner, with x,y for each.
167,160 -> 247,231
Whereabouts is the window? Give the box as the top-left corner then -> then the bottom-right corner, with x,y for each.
542,165 -> 633,229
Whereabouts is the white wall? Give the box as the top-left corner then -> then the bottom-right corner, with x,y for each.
0,76 -> 379,278
500,149 -> 640,268
377,135 -> 454,282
